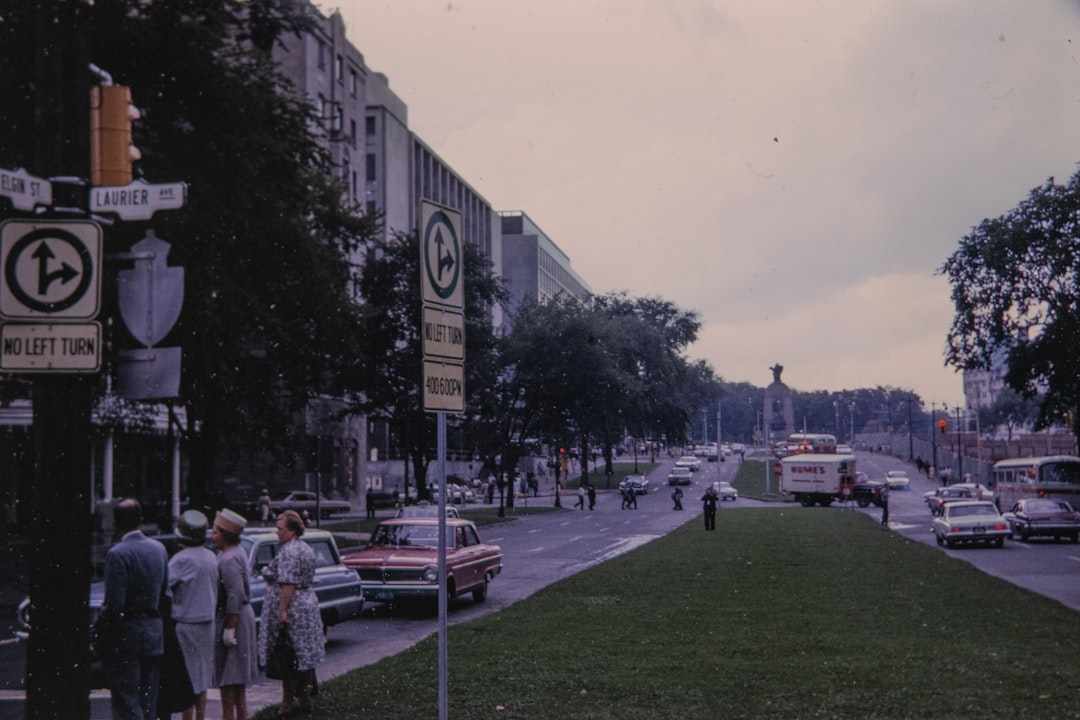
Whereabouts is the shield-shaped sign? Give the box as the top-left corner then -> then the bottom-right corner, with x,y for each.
118,230 -> 183,348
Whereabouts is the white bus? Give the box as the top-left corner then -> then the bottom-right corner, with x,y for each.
786,433 -> 838,455
991,455 -> 1080,510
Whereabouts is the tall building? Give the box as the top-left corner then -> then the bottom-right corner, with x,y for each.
499,210 -> 591,327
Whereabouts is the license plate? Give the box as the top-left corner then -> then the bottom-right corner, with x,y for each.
973,527 -> 986,534
374,590 -> 394,601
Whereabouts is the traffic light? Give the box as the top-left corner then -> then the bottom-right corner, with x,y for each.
90,84 -> 141,186
938,418 -> 947,434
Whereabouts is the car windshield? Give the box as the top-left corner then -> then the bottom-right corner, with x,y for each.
949,505 -> 997,518
1024,499 -> 1067,513
369,524 -> 447,549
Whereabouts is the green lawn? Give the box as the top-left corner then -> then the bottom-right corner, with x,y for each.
259,509 -> 1080,719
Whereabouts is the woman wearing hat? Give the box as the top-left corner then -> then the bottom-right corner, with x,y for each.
211,508 -> 259,720
168,510 -> 217,720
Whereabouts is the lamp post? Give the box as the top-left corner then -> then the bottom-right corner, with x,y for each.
833,400 -> 840,441
848,401 -> 856,446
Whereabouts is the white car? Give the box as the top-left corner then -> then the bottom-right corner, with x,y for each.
668,467 -> 693,486
932,501 -> 1009,548
836,444 -> 854,455
675,455 -> 701,472
885,470 -> 910,490
713,481 -> 738,501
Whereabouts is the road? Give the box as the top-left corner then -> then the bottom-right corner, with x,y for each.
853,451 -> 1080,613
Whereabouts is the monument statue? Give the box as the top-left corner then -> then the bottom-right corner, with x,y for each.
769,363 -> 784,384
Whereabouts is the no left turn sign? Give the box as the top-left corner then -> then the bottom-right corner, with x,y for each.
0,219 -> 102,320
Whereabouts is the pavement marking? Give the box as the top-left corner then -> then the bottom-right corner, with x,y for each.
1069,556 -> 1080,563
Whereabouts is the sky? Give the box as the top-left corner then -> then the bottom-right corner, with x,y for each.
335,0 -> 1080,406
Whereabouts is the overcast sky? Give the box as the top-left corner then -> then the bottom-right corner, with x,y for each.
336,0 -> 1080,406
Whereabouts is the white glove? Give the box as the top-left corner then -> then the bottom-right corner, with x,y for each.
222,627 -> 238,647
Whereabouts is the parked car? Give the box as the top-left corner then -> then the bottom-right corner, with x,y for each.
395,502 -> 461,519
668,467 -> 693,486
675,455 -> 701,472
619,475 -> 650,495
924,486 -> 974,515
932,501 -> 1010,548
1002,498 -> 1080,542
271,490 -> 352,519
16,528 -> 364,644
342,518 -> 502,605
713,481 -> 738,501
885,470 -> 911,490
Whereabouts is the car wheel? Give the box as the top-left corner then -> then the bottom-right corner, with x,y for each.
856,497 -> 870,508
994,538 -> 1004,548
945,538 -> 955,548
472,578 -> 489,603
1071,533 -> 1079,544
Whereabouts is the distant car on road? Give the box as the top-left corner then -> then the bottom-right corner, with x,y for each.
950,482 -> 996,503
1002,498 -> 1080,542
342,518 -> 502,605
271,490 -> 352,519
668,467 -> 693,486
395,502 -> 461,519
619,475 -> 650,495
675,455 -> 701,472
836,444 -> 854,455
924,486 -> 974,515
713,481 -> 738,501
885,470 -> 911,490
932,500 -> 1009,548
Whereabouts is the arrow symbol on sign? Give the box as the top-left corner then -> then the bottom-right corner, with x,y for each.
32,241 -> 79,296
434,227 -> 455,282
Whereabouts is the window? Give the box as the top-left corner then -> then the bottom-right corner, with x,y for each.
365,116 -> 376,138
366,153 -> 376,182
317,40 -> 327,70
350,119 -> 357,147
335,55 -> 343,84
350,69 -> 358,97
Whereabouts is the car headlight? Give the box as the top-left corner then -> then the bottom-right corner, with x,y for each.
423,565 -> 439,583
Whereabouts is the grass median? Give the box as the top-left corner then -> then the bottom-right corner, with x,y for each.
263,507 -> 1080,719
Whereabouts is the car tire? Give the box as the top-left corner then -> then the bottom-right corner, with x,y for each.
945,538 -> 956,548
994,538 -> 1004,548
472,578 -> 489,603
856,498 -> 870,508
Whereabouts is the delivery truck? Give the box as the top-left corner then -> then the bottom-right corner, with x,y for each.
778,454 -> 864,507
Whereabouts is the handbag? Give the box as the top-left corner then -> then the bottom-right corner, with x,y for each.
265,627 -> 297,680
89,608 -> 124,659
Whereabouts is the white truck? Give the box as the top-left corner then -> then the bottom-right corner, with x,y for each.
778,454 -> 863,507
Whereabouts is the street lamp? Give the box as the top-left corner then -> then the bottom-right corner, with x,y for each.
848,401 -> 856,446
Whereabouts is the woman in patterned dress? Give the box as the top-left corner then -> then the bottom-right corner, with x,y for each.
259,509 -> 325,716
211,508 -> 260,720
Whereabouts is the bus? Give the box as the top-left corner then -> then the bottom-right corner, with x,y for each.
786,433 -> 838,455
991,455 -> 1080,510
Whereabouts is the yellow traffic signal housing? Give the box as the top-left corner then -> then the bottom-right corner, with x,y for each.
90,85 -> 140,186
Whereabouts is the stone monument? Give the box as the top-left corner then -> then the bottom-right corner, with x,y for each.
763,363 -> 794,442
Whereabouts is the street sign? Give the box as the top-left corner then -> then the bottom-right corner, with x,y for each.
420,201 -> 463,310
422,306 -> 465,361
0,219 -> 102,320
420,200 -> 465,414
0,167 -> 52,211
0,322 -> 101,372
423,359 -> 465,413
90,178 -> 187,220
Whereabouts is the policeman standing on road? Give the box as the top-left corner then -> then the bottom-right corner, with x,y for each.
701,487 -> 719,531
671,486 -> 684,511
881,486 -> 890,526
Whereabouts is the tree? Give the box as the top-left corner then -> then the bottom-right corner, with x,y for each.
941,170 -> 1080,434
354,230 -> 505,501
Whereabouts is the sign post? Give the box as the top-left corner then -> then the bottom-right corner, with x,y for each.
419,200 -> 464,720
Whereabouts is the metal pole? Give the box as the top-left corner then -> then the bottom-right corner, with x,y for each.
437,412 -> 448,720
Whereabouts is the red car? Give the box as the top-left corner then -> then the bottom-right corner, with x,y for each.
342,518 -> 503,604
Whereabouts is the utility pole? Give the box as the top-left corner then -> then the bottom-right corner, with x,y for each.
25,2 -> 96,719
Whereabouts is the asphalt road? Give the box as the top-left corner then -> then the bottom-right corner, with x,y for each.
3,449 -> 1078,718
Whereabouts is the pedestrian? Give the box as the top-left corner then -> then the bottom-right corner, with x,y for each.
300,509 -> 311,528
881,486 -> 890,527
365,488 -> 376,519
671,486 -> 683,511
168,510 -> 217,720
259,510 -> 325,717
575,484 -> 585,510
701,487 -> 719,531
256,489 -> 272,525
211,509 -> 259,720
587,483 -> 596,511
628,488 -> 638,509
101,498 -> 169,720
620,487 -> 631,510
